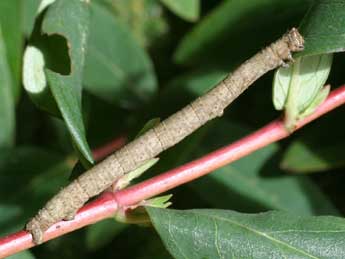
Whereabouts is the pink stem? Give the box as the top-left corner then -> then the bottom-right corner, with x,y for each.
0,85 -> 344,258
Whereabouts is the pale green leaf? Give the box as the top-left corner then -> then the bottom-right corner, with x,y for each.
148,208 -> 345,259
299,84 -> 330,118
114,158 -> 159,190
145,194 -> 173,208
273,54 -> 332,129
160,0 -> 200,22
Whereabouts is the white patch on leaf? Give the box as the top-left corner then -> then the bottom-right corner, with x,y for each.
23,46 -> 47,94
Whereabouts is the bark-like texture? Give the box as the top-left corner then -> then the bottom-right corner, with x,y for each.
26,28 -> 304,244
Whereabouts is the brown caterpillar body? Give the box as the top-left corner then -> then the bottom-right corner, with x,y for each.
26,28 -> 304,244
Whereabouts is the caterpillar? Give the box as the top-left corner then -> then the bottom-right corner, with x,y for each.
26,28 -> 304,244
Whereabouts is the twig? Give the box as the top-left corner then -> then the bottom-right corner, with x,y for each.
0,85 -> 344,258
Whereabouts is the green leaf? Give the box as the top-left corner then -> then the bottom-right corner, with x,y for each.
299,84 -> 330,118
0,147 -> 70,235
22,45 -> 59,115
174,0 -> 311,66
160,0 -> 200,22
7,250 -> 36,259
86,219 -> 127,251
167,69 -> 228,96
298,0 -> 345,57
279,108 -> 345,174
272,0 -> 345,130
21,0 -> 41,37
68,160 -> 85,181
0,0 -> 23,101
281,140 -> 345,173
135,118 -> 160,139
100,0 -> 168,47
37,0 -> 56,14
83,2 -> 157,108
41,0 -> 94,164
273,54 -> 332,130
21,0 -> 58,37
190,121 -> 338,215
145,194 -> 173,208
0,26 -> 15,148
0,204 -> 21,224
148,208 -> 345,259
114,157 -> 159,190
155,69 -> 228,119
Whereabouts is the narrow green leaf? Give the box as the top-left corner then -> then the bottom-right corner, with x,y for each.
298,0 -> 345,57
135,118 -> 160,139
281,140 -> 345,173
0,26 -> 15,148
42,0 -> 94,164
114,157 -> 159,190
273,54 -> 332,130
83,2 -> 157,108
160,0 -> 200,22
145,194 -> 173,208
0,0 -> 23,101
148,208 -> 345,259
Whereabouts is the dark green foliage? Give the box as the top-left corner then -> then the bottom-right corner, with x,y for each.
1,0 -> 344,258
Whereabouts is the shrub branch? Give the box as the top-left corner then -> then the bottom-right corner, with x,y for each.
0,85 -> 344,258
26,29 -> 304,244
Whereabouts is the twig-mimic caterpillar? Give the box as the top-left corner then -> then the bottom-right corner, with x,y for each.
26,28 -> 304,244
